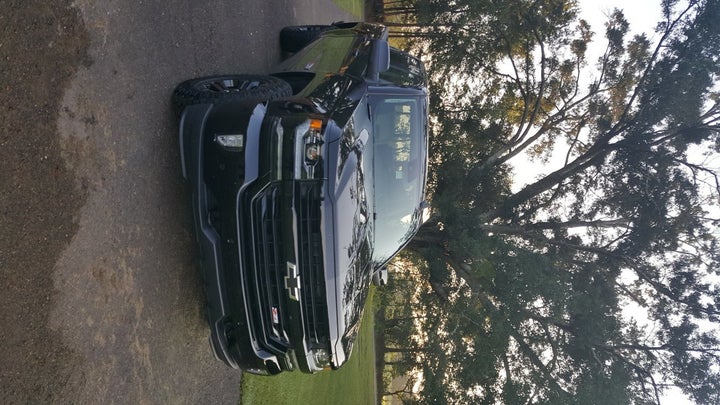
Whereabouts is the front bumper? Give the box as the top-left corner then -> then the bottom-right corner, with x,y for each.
180,102 -> 283,374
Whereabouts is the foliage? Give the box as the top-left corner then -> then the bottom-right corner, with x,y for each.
241,289 -> 376,405
329,0 -> 365,19
378,0 -> 720,403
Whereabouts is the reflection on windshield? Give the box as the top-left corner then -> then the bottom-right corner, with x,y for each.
371,96 -> 425,263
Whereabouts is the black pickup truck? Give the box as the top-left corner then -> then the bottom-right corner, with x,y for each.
174,22 -> 429,375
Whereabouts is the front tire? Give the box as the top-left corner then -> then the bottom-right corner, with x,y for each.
172,74 -> 292,109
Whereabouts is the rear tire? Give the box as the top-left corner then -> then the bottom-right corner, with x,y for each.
280,25 -> 333,53
172,74 -> 292,109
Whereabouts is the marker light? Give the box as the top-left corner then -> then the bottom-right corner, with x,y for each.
214,133 -> 245,150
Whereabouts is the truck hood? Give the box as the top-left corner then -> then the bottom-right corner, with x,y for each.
322,112 -> 374,367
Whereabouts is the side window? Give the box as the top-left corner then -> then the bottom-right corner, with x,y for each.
379,50 -> 424,87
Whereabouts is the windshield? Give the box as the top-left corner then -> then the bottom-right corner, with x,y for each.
371,96 -> 426,263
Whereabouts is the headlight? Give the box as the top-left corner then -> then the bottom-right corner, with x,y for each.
295,118 -> 325,179
304,118 -> 324,163
305,143 -> 322,161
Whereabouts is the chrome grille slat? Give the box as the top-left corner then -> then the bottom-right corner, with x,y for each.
296,182 -> 328,346
250,185 -> 288,347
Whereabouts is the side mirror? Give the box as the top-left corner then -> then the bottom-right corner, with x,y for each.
371,266 -> 389,286
367,39 -> 390,81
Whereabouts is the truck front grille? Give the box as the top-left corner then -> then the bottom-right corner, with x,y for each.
247,181 -> 330,352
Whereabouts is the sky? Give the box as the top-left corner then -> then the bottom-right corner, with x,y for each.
579,0 -> 661,34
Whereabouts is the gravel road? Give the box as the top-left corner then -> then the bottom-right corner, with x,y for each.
1,1 -> 355,403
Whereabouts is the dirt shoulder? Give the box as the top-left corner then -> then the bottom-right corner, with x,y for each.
1,1 -> 244,402
0,2 -> 89,402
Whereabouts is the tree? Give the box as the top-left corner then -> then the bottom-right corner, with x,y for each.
384,0 -> 720,403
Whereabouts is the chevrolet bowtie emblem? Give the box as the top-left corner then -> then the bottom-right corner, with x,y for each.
285,262 -> 301,301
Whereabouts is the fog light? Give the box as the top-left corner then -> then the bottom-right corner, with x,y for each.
214,133 -> 244,150
313,348 -> 331,369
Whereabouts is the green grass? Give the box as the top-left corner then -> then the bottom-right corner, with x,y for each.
331,0 -> 365,19
240,289 -> 377,405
